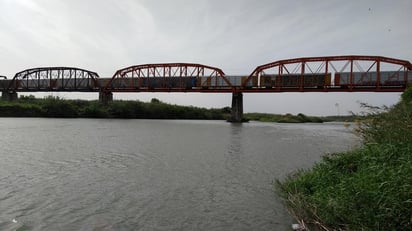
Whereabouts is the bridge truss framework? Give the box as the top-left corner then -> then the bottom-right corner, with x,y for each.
1,55 -> 411,122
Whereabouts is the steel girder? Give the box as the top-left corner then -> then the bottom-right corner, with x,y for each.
103,63 -> 232,92
7,67 -> 100,92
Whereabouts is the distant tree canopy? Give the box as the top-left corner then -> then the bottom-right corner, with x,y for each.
2,95 -> 333,122
0,96 -> 231,120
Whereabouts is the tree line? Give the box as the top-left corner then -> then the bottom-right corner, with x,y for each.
0,95 -> 231,120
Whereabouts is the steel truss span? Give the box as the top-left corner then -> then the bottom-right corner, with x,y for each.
103,63 -> 233,92
2,56 -> 411,94
242,55 -> 412,92
7,67 -> 100,92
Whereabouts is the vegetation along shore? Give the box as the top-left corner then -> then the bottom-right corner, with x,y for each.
0,95 -> 352,122
276,87 -> 412,230
0,96 -> 230,120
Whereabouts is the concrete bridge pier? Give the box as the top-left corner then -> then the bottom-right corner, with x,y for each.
2,91 -> 18,101
229,92 -> 243,123
99,91 -> 113,105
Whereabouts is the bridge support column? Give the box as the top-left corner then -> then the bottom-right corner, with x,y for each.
229,92 -> 243,123
2,91 -> 18,101
99,91 -> 113,105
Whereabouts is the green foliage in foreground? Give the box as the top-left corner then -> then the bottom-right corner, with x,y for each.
0,96 -> 231,120
244,112 -> 324,123
276,87 -> 412,230
276,143 -> 412,230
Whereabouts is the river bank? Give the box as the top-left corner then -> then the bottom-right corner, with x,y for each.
0,96 -> 230,120
0,95 -> 346,122
275,87 -> 412,230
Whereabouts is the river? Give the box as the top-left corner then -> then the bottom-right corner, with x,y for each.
0,118 -> 358,230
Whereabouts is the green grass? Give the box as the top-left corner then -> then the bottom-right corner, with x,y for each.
275,87 -> 412,230
244,112 -> 324,123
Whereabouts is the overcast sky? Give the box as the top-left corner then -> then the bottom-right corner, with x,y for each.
1,0 -> 411,115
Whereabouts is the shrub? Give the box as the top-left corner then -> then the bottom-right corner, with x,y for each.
276,87 -> 412,230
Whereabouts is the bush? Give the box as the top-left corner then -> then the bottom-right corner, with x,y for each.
41,96 -> 78,117
276,87 -> 412,230
82,102 -> 108,118
356,87 -> 412,144
243,112 -> 324,123
0,103 -> 43,117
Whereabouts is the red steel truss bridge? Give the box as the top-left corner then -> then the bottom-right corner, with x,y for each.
1,55 -> 411,122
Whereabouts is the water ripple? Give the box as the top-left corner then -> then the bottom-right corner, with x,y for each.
0,118 -> 358,230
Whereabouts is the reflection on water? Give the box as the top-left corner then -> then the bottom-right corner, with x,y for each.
225,124 -> 243,171
0,118 -> 357,230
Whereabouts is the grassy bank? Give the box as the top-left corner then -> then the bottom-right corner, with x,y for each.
0,96 -> 231,120
244,113 -> 361,123
1,96 -> 354,123
276,87 -> 412,230
244,112 -> 324,123
321,115 -> 361,122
